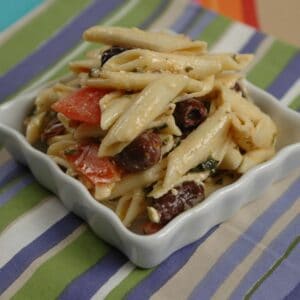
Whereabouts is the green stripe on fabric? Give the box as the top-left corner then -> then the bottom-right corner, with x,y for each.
0,0 -> 91,74
105,267 -> 154,300
0,182 -> 49,233
244,236 -> 300,300
288,94 -> 300,111
246,41 -> 298,89
197,15 -> 231,48
51,0 -> 162,80
12,229 -> 109,300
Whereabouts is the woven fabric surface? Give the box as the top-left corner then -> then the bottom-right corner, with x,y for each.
0,1 -> 299,299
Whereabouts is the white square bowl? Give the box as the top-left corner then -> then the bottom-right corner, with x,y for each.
0,81 -> 300,268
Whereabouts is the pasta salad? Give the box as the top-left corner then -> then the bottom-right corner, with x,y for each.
25,26 -> 277,234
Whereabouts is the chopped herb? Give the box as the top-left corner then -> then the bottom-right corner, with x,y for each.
64,148 -> 78,155
215,177 -> 224,185
203,100 -> 211,112
185,66 -> 193,72
191,157 -> 219,174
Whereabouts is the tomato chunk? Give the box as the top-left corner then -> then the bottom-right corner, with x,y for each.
65,143 -> 121,184
52,87 -> 108,125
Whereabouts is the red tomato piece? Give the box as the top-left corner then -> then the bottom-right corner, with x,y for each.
65,143 -> 121,184
52,87 -> 108,125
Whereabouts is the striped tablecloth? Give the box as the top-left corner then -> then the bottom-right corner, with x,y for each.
0,1 -> 299,299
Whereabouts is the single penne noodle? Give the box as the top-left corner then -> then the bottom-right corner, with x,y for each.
25,112 -> 46,144
87,71 -> 214,94
100,91 -> 123,111
215,73 -> 242,88
252,116 -> 277,148
47,139 -> 77,157
101,94 -> 137,130
83,26 -> 207,53
231,113 -> 255,151
122,189 -> 146,227
35,88 -> 59,113
69,59 -> 100,73
223,86 -> 264,124
85,46 -> 109,59
149,171 -> 208,199
115,193 -> 132,221
103,49 -> 221,79
49,156 -> 72,169
94,183 -> 116,201
163,103 -> 231,189
100,160 -> 167,201
238,147 -> 275,173
74,123 -> 106,139
98,75 -> 187,156
219,138 -> 243,170
201,53 -> 253,70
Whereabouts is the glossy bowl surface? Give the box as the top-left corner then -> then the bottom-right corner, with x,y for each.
0,81 -> 300,267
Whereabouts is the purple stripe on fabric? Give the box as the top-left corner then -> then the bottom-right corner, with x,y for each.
231,217 -> 300,300
125,226 -> 218,300
139,0 -> 171,29
0,213 -> 82,294
189,176 -> 300,300
285,282 -> 300,300
255,241 -> 300,300
170,2 -> 202,33
267,52 -> 300,99
59,250 -> 126,300
240,31 -> 265,53
0,160 -> 25,186
0,0 -> 124,103
187,10 -> 217,39
0,175 -> 34,206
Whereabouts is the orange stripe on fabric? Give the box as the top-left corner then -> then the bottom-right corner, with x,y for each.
242,0 -> 259,28
218,0 -> 244,22
199,0 -> 219,11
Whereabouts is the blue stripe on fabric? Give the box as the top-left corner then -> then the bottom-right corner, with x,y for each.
231,217 -> 300,300
187,10 -> 217,39
253,237 -> 300,300
59,250 -> 127,300
240,31 -> 266,53
0,213 -> 82,294
0,0 -> 124,103
0,175 -> 34,206
188,176 -> 300,300
170,2 -> 202,33
267,52 -> 300,99
0,160 -> 26,186
0,0 -> 44,31
285,282 -> 300,300
126,226 -> 218,300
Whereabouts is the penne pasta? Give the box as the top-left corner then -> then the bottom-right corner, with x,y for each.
163,102 -> 231,190
24,25 -> 277,234
98,75 -> 187,156
84,26 -> 207,53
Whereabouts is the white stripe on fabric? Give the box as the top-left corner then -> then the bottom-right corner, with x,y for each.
210,22 -> 254,53
25,0 -> 140,92
212,199 -> 300,300
0,0 -> 56,46
91,261 -> 135,300
150,169 -> 300,300
1,225 -> 86,300
281,78 -> 300,106
0,197 -> 67,268
149,0 -> 188,31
